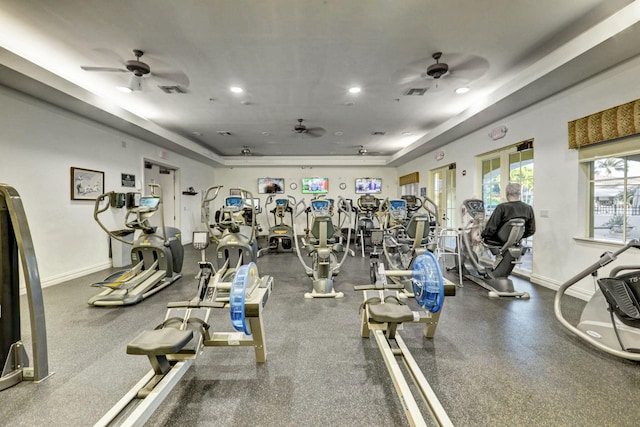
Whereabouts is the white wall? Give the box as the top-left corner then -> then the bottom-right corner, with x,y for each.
214,166 -> 398,234
397,55 -> 640,299
0,86 -> 215,287
5,54 -> 640,296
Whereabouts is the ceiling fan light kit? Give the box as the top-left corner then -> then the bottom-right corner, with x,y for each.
426,52 -> 449,79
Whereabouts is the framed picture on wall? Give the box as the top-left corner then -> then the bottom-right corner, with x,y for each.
71,167 -> 104,200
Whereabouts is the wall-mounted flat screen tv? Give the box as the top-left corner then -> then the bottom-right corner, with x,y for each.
258,178 -> 284,194
302,177 -> 329,194
355,177 -> 382,194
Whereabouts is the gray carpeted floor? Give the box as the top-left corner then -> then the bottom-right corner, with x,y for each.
2,242 -> 640,426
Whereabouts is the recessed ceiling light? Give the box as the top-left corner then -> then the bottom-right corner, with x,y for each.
348,86 -> 361,94
191,131 -> 203,136
401,132 -> 412,136
217,131 -> 232,136
230,86 -> 244,93
455,87 -> 470,94
261,131 -> 271,136
334,131 -> 344,136
116,86 -> 132,93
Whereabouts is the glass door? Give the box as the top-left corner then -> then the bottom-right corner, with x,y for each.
430,163 -> 457,249
478,141 -> 534,273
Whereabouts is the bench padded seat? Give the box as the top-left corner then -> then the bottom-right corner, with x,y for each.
127,328 -> 194,356
368,303 -> 414,323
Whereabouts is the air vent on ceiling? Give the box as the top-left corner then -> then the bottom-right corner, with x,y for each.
371,131 -> 386,136
405,88 -> 427,96
158,85 -> 185,94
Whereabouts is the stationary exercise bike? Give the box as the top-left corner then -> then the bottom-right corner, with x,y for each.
259,195 -> 296,255
458,199 -> 530,298
95,199 -> 274,426
293,196 -> 352,298
554,239 -> 640,361
90,184 -> 184,306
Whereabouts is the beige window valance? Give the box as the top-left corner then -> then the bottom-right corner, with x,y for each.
399,172 -> 419,186
568,98 -> 640,149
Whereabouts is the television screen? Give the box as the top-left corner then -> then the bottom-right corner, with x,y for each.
355,178 -> 382,194
302,178 -> 329,194
258,178 -> 284,194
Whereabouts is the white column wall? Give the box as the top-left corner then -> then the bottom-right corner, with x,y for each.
397,55 -> 640,299
0,86 -> 215,287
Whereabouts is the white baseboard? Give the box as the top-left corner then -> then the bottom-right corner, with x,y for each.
529,273 -> 592,301
41,261 -> 112,289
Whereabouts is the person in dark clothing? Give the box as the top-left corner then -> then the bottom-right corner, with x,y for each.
481,182 -> 535,243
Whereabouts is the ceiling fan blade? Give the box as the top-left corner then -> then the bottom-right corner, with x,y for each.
306,127 -> 326,138
81,66 -> 128,73
393,57 -> 433,86
445,54 -> 489,82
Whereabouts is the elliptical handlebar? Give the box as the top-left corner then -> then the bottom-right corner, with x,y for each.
202,186 -> 223,243
93,192 -> 133,245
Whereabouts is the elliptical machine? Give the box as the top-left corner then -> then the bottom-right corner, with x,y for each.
459,199 -> 529,298
259,195 -> 296,255
202,186 -> 258,281
554,240 -> 640,360
90,184 -> 184,306
377,196 -> 440,293
293,196 -> 352,298
355,194 -> 381,257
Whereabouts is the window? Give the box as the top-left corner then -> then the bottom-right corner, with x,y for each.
584,154 -> 640,243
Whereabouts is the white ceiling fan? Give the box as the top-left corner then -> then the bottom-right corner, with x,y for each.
80,49 -> 189,92
292,119 -> 326,138
394,51 -> 489,90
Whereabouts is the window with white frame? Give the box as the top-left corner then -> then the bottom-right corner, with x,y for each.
580,138 -> 640,243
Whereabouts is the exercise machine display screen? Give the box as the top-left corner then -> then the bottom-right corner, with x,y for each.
465,200 -> 484,213
225,197 -> 244,209
139,197 -> 160,210
390,199 -> 406,210
193,231 -> 209,245
311,199 -> 330,214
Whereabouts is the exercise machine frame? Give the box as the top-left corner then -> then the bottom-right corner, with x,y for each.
90,184 -> 183,306
293,196 -> 352,298
258,194 -> 296,255
459,198 -> 530,299
357,252 -> 455,426
202,186 -> 259,274
0,184 -> 52,391
95,230 -> 273,427
554,239 -> 640,361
